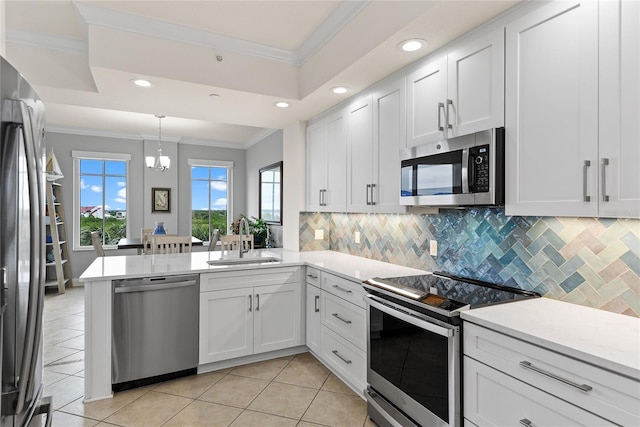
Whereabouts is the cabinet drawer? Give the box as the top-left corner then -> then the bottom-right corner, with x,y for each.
201,267 -> 302,292
321,326 -> 366,395
305,267 -> 321,287
464,356 -> 615,427
321,273 -> 366,308
321,291 -> 366,351
464,321 -> 640,426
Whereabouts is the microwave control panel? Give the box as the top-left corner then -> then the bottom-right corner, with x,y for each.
470,145 -> 490,192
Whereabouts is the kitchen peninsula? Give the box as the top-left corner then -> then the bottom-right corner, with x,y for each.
79,249 -> 427,401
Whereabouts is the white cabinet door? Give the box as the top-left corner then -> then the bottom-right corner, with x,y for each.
406,55 -> 448,148
447,28 -> 504,138
306,120 -> 327,212
599,0 -> 640,218
254,283 -> 303,354
306,283 -> 321,355
372,77 -> 407,213
325,110 -> 348,211
199,288 -> 253,364
347,94 -> 374,212
505,0 -> 599,217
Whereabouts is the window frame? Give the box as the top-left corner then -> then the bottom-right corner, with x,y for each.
72,150 -> 131,250
188,159 -> 234,242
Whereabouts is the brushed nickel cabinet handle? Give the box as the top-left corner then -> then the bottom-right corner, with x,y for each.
437,102 -> 445,131
370,183 -> 376,205
314,295 -> 320,312
248,295 -> 252,312
519,361 -> 592,392
307,274 -> 318,280
583,160 -> 591,202
332,284 -> 353,294
332,350 -> 352,364
446,99 -> 454,129
519,419 -> 532,427
255,293 -> 260,311
601,158 -> 610,202
366,184 -> 371,205
332,313 -> 352,324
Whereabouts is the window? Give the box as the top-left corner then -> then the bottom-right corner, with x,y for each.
73,151 -> 130,249
259,161 -> 282,224
189,159 -> 233,241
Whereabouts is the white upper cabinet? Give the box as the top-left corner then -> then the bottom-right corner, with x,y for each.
406,56 -> 448,147
346,79 -> 407,214
306,109 -> 347,212
346,94 -> 374,212
447,28 -> 505,138
505,0 -> 638,218
598,0 -> 640,218
406,29 -> 504,148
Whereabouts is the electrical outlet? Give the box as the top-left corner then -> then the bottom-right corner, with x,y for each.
430,240 -> 438,256
355,231 -> 361,244
315,229 -> 324,240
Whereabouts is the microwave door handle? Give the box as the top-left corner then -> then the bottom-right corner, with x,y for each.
461,148 -> 470,194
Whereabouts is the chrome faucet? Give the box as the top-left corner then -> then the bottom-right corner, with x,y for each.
238,217 -> 250,258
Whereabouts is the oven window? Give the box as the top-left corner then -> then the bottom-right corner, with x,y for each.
369,306 -> 449,423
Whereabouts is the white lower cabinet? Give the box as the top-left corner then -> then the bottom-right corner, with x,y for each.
463,321 -> 640,426
464,357 -> 614,426
306,282 -> 321,355
199,268 -> 304,365
305,269 -> 367,395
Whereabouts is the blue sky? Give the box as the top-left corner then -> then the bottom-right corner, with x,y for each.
191,167 -> 227,211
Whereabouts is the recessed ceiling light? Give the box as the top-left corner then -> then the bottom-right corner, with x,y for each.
398,38 -> 426,52
131,78 -> 152,88
331,86 -> 349,94
274,101 -> 289,108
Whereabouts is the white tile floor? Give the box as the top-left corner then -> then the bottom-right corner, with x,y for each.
39,286 -> 375,426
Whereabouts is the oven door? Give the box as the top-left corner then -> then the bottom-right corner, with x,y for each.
365,294 -> 460,427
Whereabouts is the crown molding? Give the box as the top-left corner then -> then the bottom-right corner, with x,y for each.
71,0 -> 367,66
46,125 -> 143,140
6,28 -> 87,55
242,128 -> 279,149
295,1 -> 369,65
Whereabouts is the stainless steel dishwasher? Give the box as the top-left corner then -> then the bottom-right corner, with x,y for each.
112,274 -> 199,389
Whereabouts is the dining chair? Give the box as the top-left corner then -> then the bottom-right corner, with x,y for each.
151,235 -> 192,254
90,231 -> 105,257
220,234 -> 254,252
208,229 -> 220,251
140,228 -> 155,255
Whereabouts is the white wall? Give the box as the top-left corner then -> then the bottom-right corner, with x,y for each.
282,121 -> 306,251
144,139 -> 179,233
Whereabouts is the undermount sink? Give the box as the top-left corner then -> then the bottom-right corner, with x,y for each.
206,256 -> 282,266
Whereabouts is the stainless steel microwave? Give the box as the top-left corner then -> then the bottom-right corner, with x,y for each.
400,128 -> 505,207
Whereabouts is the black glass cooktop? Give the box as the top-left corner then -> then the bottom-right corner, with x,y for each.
363,271 -> 540,316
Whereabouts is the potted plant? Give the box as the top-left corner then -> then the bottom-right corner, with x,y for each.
230,215 -> 269,248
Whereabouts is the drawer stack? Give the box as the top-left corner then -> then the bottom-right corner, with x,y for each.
305,267 -> 366,396
463,321 -> 640,427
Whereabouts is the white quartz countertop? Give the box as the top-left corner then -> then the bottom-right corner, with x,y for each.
461,297 -> 640,380
79,249 -> 427,284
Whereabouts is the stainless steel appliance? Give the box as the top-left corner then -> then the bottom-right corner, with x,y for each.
112,274 -> 199,389
400,128 -> 504,207
0,57 -> 52,426
362,272 -> 539,427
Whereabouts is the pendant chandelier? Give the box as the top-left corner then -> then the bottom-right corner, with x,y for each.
146,114 -> 170,172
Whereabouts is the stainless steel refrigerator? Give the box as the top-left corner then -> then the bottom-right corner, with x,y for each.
0,57 -> 52,426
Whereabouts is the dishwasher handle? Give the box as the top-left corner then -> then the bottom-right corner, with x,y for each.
114,279 -> 197,294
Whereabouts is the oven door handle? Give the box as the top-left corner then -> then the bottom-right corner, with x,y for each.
365,294 -> 454,338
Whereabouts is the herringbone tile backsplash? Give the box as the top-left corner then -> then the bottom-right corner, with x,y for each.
299,209 -> 640,317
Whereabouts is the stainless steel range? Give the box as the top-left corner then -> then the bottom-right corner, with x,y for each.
362,272 -> 540,427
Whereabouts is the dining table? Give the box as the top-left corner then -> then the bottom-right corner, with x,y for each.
117,236 -> 204,251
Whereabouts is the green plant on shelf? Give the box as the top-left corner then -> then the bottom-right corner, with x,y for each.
230,215 -> 269,247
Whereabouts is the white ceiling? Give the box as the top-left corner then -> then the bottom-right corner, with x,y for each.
4,0 -> 518,148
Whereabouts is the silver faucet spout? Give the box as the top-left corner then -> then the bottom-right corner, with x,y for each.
238,217 -> 250,258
